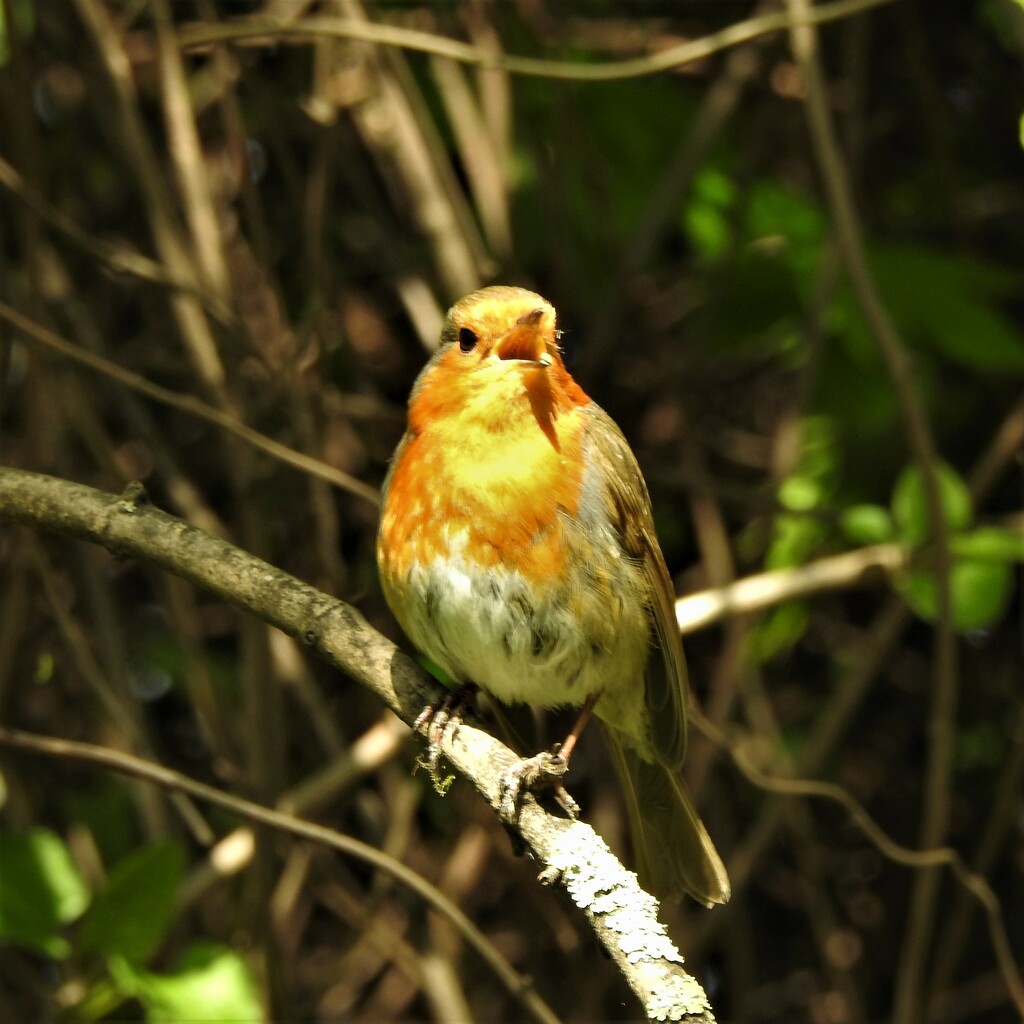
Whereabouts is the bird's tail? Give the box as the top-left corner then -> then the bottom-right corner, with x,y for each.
606,730 -> 730,906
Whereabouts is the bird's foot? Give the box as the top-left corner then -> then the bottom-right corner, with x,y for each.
499,745 -> 580,821
414,684 -> 478,793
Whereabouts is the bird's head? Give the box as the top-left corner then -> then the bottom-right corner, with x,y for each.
407,286 -> 587,438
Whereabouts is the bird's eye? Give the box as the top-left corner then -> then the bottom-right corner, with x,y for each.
458,327 -> 478,353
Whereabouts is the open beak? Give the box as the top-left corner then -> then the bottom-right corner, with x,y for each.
495,308 -> 552,367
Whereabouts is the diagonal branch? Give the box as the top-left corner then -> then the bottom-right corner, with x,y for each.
0,466 -> 715,1024
0,301 -> 379,506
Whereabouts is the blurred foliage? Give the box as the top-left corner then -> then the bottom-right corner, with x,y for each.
1,1 -> 1023,1022
0,829 -> 90,958
0,829 -> 258,1021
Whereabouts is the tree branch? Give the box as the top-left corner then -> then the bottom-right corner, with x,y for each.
0,466 -> 715,1023
171,0 -> 898,82
675,543 -> 906,633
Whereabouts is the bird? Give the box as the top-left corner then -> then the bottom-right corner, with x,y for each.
376,285 -> 729,906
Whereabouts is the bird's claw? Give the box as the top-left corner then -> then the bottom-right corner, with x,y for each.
414,684 -> 477,794
499,749 -> 580,821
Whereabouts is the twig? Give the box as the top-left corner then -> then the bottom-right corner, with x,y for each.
929,702 -> 1024,1005
179,714 -> 408,907
0,301 -> 379,506
316,880 -> 434,1011
320,0 -> 489,298
173,0 -> 899,82
675,543 -> 906,633
690,707 -> 1024,1016
0,467 -> 716,1023
785,4 -> 959,1021
0,724 -> 560,1024
26,538 -> 212,845
73,0 -> 227,393
967,394 -> 1024,502
0,156 -> 231,319
152,0 -> 231,301
429,55 -> 511,257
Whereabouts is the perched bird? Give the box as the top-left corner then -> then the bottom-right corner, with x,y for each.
377,285 -> 729,906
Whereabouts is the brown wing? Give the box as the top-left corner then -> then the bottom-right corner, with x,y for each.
582,403 -> 689,769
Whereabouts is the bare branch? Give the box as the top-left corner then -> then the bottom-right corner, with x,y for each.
675,543 -> 906,633
0,466 -> 716,1023
172,0 -> 899,82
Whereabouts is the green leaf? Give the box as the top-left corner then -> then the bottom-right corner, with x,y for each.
951,527 -> 1024,563
892,462 -> 972,543
685,202 -> 731,264
873,245 -> 1024,372
901,559 -> 1014,631
0,830 -> 90,958
833,244 -> 1024,373
110,943 -> 263,1023
419,655 -> 456,688
751,602 -> 810,662
79,842 -> 183,963
765,513 -> 828,571
950,561 -> 1015,629
840,504 -> 895,544
778,475 -> 822,512
684,166 -> 737,263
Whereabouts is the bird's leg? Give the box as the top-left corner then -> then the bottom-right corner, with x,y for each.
550,691 -> 599,767
499,693 -> 600,820
414,683 -> 478,790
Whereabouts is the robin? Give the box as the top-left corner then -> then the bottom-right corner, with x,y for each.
377,285 -> 729,906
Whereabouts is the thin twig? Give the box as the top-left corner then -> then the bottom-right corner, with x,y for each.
929,701 -> 1024,1003
0,156 -> 231,319
785,4 -> 959,1021
690,708 -> 1024,1016
153,0 -> 231,300
328,0 -> 489,298
73,0 -> 227,393
429,55 -> 511,257
179,715 -> 408,907
0,725 -> 561,1024
0,301 -> 379,506
173,0 -> 899,82
675,542 -> 906,633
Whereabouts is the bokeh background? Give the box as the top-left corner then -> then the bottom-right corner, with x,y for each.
1,1 -> 1022,1021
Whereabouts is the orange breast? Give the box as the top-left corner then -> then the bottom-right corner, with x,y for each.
379,386 -> 589,588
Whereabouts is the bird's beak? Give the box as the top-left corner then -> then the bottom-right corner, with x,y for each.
496,308 -> 553,367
